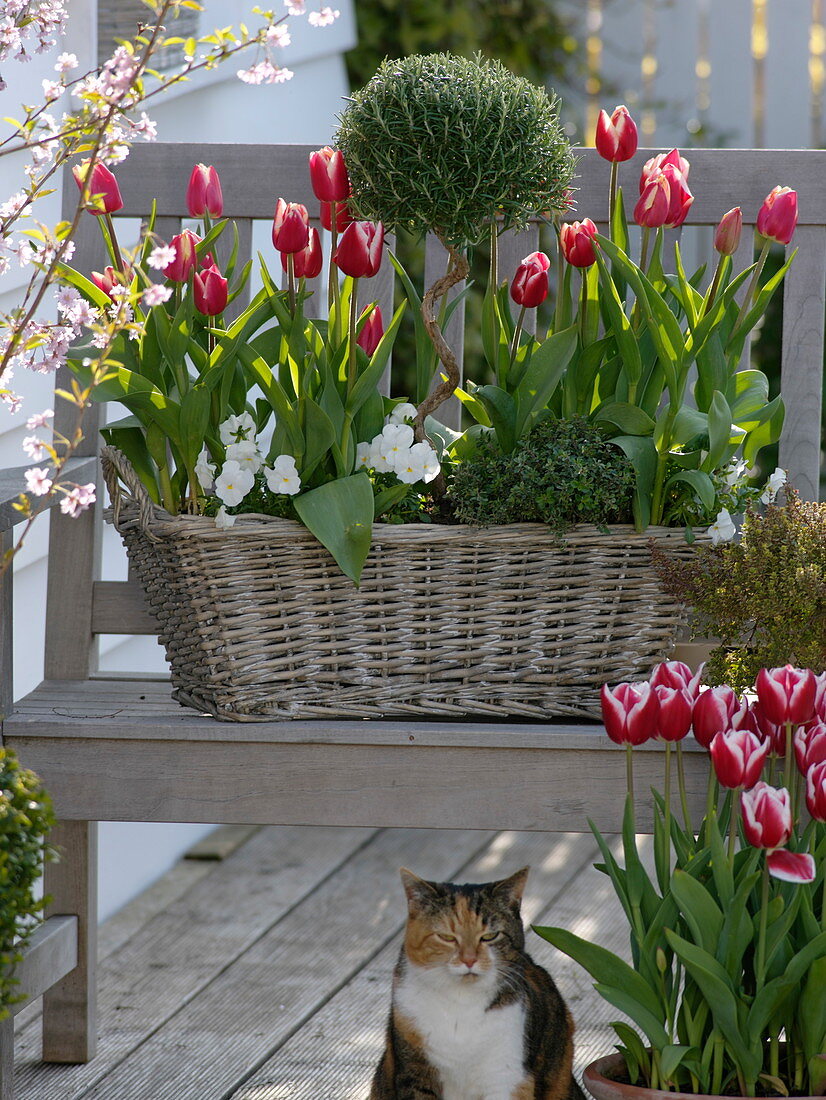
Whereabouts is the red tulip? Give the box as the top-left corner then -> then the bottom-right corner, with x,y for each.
356,305 -> 384,357
757,186 -> 798,245
660,162 -> 694,228
281,227 -> 323,279
714,207 -> 743,256
751,699 -> 785,753
741,782 -> 792,850
91,264 -> 124,300
595,105 -> 638,162
193,263 -> 228,316
640,149 -> 690,191
814,671 -> 826,721
692,685 -> 743,748
766,849 -> 816,883
600,681 -> 659,746
710,728 -> 770,789
320,199 -> 353,233
186,163 -> 223,218
650,660 -> 704,702
163,229 -> 200,282
73,160 -> 123,215
793,720 -> 826,775
333,220 -> 384,278
755,665 -> 816,727
510,250 -> 552,306
559,221 -> 598,269
309,146 -> 350,202
806,760 -> 826,821
272,198 -> 310,255
633,173 -> 671,229
652,685 -> 693,742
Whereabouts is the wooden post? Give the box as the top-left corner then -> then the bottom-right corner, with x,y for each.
41,821 -> 98,1063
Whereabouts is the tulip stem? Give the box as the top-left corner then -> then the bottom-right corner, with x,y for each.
703,253 -> 726,316
608,161 -> 619,230
509,304 -> 526,372
705,767 -> 718,843
784,720 -> 794,794
489,220 -> 498,294
626,743 -> 635,819
329,223 -> 341,336
639,226 -> 651,273
728,788 -> 740,867
676,742 -> 693,838
756,855 -> 770,987
287,253 -> 297,315
731,237 -> 771,339
664,741 -> 673,862
103,212 -> 126,277
347,279 -> 359,397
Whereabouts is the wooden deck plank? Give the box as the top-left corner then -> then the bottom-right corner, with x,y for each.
13,826 -> 378,1099
40,828 -> 497,1100
229,830 -> 601,1098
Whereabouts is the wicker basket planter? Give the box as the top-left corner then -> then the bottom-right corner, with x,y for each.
103,447 -> 695,723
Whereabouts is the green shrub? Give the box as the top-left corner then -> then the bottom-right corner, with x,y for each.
653,489 -> 826,690
447,417 -> 635,529
335,52 -> 575,248
0,747 -> 55,1018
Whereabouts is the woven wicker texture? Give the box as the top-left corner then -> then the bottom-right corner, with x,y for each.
102,448 -> 693,723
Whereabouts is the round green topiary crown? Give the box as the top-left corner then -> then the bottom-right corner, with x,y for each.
334,52 -> 576,249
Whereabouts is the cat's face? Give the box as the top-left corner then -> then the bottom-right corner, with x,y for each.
399,867 -> 528,983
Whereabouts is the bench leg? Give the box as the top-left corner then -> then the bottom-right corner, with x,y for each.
0,1015 -> 13,1100
42,821 -> 97,1063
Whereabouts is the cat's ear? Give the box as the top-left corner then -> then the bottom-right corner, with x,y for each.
400,867 -> 440,909
493,866 -> 530,905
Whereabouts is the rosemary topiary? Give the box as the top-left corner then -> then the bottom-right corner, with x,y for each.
653,489 -> 826,690
447,417 -> 635,530
335,52 -> 575,249
1,747 -> 55,1018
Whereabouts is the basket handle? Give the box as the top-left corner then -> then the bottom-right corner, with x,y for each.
100,445 -> 161,535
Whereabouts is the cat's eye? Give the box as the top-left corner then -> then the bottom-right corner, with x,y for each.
480,931 -> 501,942
436,932 -> 457,944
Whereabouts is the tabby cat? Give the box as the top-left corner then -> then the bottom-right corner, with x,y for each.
370,867 -> 585,1100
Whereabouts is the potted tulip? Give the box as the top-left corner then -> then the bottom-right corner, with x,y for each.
535,662 -> 826,1100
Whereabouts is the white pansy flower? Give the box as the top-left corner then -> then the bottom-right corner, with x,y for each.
215,460 -> 255,507
723,457 -> 753,487
708,508 -> 736,546
195,447 -> 216,491
378,423 -> 415,469
408,441 -> 440,483
386,402 -> 417,426
215,506 -> 236,529
219,412 -> 256,445
395,452 -> 427,484
355,441 -> 372,469
264,454 -> 301,496
760,467 -> 787,504
225,439 -> 262,475
369,436 -> 392,472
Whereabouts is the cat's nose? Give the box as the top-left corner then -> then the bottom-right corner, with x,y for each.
460,954 -> 477,969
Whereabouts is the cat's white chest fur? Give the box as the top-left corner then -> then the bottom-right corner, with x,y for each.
395,965 -> 528,1100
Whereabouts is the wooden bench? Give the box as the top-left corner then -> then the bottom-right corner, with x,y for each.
1,144 -> 823,1087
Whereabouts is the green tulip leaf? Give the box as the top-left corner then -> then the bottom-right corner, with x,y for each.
670,868 -> 724,955
594,402 -> 656,437
704,390 -> 734,471
609,434 -> 657,530
179,386 -> 211,469
474,385 -> 517,454
743,396 -> 785,465
513,323 -> 577,437
799,957 -> 826,1061
663,470 -> 716,514
300,397 -> 337,481
293,473 -> 374,586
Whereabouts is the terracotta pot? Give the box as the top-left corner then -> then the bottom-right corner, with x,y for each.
583,1052 -> 818,1100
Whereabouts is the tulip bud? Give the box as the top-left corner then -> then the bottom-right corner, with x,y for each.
309,146 -> 350,202
639,149 -> 690,191
741,782 -> 792,850
91,264 -> 124,300
757,186 -> 798,245
186,163 -> 223,219
633,173 -> 671,229
333,220 -> 385,278
193,263 -> 228,316
692,685 -> 743,748
710,728 -> 770,789
653,685 -> 693,742
272,198 -> 310,254
510,250 -> 552,306
281,227 -> 323,280
595,105 -> 638,163
163,229 -> 200,282
559,221 -> 598,269
356,305 -> 384,357
320,199 -> 353,234
651,660 -> 704,702
755,665 -> 816,727
750,699 -> 785,753
600,681 -> 659,746
714,207 -> 743,256
73,160 -> 123,215
660,163 -> 694,228
794,720 -> 826,776
806,760 -> 826,821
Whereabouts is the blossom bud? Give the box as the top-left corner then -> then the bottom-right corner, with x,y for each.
281,227 -> 323,279
710,728 -> 770,789
163,229 -> 200,282
755,665 -> 816,727
510,250 -> 552,306
595,105 -> 638,163
193,263 -> 228,316
714,207 -> 743,256
741,782 -> 792,850
692,685 -> 742,748
757,186 -> 798,245
633,174 -> 671,229
333,220 -> 385,278
559,221 -> 598,269
652,685 -> 693,742
356,305 -> 384,357
651,660 -> 704,702
320,199 -> 353,234
91,265 -> 124,300
806,760 -> 826,821
308,146 -> 350,202
73,160 -> 123,215
794,720 -> 826,776
186,163 -> 223,218
272,198 -> 310,254
600,681 -> 659,746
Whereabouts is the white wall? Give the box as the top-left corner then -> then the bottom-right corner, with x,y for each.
1,0 -> 355,922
